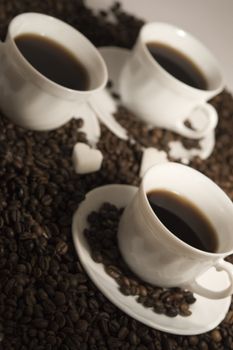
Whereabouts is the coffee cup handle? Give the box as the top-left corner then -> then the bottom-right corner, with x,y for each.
176,103 -> 218,139
185,259 -> 233,299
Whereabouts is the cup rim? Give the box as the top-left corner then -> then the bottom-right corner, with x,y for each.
7,12 -> 108,98
139,22 -> 224,95
140,162 -> 233,257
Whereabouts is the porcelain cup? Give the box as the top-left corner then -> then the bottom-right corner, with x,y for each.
0,13 -> 108,130
118,162 -> 233,299
119,22 -> 224,139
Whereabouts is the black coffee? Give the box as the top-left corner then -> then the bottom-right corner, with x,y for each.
146,42 -> 208,90
147,189 -> 218,253
15,33 -> 90,91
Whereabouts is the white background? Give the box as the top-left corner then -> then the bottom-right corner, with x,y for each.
87,0 -> 233,92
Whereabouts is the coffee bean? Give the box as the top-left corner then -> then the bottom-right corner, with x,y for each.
55,241 -> 68,255
179,303 -> 192,317
199,340 -> 209,350
165,307 -> 179,317
144,297 -> 155,308
42,300 -> 56,314
224,310 -> 233,324
32,319 -> 49,329
77,319 -> 88,333
55,312 -> 66,329
139,285 -> 148,297
107,337 -> 123,348
69,310 -> 80,323
109,320 -> 120,333
120,286 -> 131,296
211,329 -> 222,343
154,301 -> 165,314
118,326 -> 129,340
54,291 -> 66,306
189,335 -> 199,346
47,335 -> 57,345
50,321 -> 59,332
129,331 -> 139,345
106,265 -> 121,279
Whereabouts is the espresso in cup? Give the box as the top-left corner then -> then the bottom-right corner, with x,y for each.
0,13 -> 108,130
119,22 -> 224,139
15,33 -> 90,91
118,162 -> 233,299
147,189 -> 218,253
146,42 -> 208,90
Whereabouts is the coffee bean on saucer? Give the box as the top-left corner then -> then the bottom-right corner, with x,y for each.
165,307 -> 179,318
85,203 -> 196,317
179,303 -> 192,317
106,265 -> 121,279
154,301 -> 166,314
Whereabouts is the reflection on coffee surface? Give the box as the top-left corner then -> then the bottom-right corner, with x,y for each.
15,33 -> 90,91
146,42 -> 208,90
147,189 -> 218,253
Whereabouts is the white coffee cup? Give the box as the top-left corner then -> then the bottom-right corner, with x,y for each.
118,162 -> 233,299
0,13 -> 108,130
119,22 -> 224,139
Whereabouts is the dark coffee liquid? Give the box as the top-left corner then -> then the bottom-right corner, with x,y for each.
147,189 -> 218,253
146,42 -> 208,90
15,34 -> 89,91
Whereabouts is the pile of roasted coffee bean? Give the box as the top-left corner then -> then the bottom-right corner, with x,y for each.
0,1 -> 233,349
85,202 -> 196,318
115,91 -> 233,201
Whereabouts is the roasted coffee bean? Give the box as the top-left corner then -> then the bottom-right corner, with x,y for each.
69,310 -> 80,323
165,307 -> 179,318
154,301 -> 166,314
55,241 -> 68,255
106,265 -> 121,279
129,331 -> 140,345
109,320 -> 120,333
77,319 -> 88,333
139,285 -> 148,297
210,330 -> 222,343
189,335 -> 199,346
179,303 -> 192,317
42,300 -> 56,314
54,291 -> 66,306
32,319 -> 49,329
118,326 -> 129,340
55,312 -> 66,329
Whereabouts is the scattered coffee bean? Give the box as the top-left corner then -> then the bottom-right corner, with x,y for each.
211,329 -> 222,343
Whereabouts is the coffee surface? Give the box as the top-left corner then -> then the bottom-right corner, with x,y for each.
15,33 -> 89,91
146,42 -> 208,90
147,189 -> 218,253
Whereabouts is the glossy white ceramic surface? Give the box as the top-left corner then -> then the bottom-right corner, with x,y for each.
0,13 -> 108,130
98,46 -> 216,161
118,162 -> 233,299
119,22 -> 223,138
72,184 -> 231,335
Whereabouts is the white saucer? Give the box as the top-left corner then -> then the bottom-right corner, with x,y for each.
72,184 -> 231,335
98,47 -> 216,162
